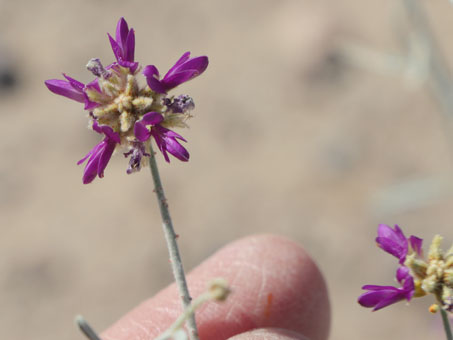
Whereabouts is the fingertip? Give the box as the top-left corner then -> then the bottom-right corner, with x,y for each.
228,327 -> 310,340
102,234 -> 330,340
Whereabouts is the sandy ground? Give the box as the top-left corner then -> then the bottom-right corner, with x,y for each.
1,0 -> 453,339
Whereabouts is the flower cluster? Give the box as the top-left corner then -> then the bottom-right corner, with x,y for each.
45,18 -> 208,184
359,224 -> 453,313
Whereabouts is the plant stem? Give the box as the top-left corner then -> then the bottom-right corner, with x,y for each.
148,143 -> 199,340
441,309 -> 453,340
75,315 -> 102,340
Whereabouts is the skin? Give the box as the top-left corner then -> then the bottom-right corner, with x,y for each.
102,235 -> 330,340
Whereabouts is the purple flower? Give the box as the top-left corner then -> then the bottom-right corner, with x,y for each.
358,275 -> 415,311
134,112 -> 189,162
44,74 -> 99,110
77,121 -> 121,184
143,52 -> 208,94
46,17 -> 208,183
376,224 -> 423,264
358,225 -> 424,312
108,17 -> 138,73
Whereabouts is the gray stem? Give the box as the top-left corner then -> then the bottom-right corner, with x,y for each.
148,143 -> 199,340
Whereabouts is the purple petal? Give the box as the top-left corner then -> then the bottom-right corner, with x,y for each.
166,52 -> 191,76
78,123 -> 120,184
77,142 -> 101,165
141,112 -> 164,125
146,77 -> 167,94
151,129 -> 170,162
143,65 -> 167,94
152,125 -> 189,162
358,277 -> 414,311
115,17 -> 129,53
91,120 -> 103,134
108,33 -> 123,62
143,65 -> 159,78
97,140 -> 116,178
171,55 -> 209,75
134,121 -> 151,142
376,224 -> 408,264
118,60 -> 139,73
45,79 -> 85,103
162,70 -> 200,90
396,266 -> 410,283
91,120 -> 121,142
165,136 -> 189,162
161,55 -> 209,90
409,236 -> 423,256
100,125 -> 121,143
125,29 -> 135,62
63,74 -> 85,90
80,141 -> 106,184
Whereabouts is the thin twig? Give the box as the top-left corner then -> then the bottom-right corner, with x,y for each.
75,315 -> 102,340
402,0 -> 453,116
148,143 -> 199,340
441,309 -> 453,340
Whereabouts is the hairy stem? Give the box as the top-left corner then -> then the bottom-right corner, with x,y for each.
148,143 -> 199,340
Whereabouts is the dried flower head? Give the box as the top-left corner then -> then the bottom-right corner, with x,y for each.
45,17 -> 208,184
359,224 -> 453,313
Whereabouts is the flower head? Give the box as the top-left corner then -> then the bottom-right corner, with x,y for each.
45,17 -> 208,183
359,225 -> 453,313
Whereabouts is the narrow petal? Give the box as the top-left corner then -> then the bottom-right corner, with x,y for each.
409,236 -> 423,256
115,17 -> 129,53
153,125 -> 189,162
376,224 -> 408,263
134,121 -> 151,142
161,55 -> 209,90
125,29 -> 135,62
396,266 -> 410,283
173,55 -> 209,75
77,143 -> 100,165
146,77 -> 167,94
358,284 -> 409,311
81,141 -> 106,184
99,125 -> 121,143
45,79 -> 85,103
151,129 -> 170,162
165,137 -> 190,162
162,70 -> 199,90
143,65 -> 159,78
143,65 -> 167,93
63,74 -> 85,90
108,33 -> 122,61
97,140 -> 116,178
166,52 -> 191,76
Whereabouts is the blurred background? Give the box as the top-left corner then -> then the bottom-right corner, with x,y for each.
1,0 -> 453,339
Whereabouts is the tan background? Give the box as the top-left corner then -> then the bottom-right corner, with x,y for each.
1,0 -> 453,339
